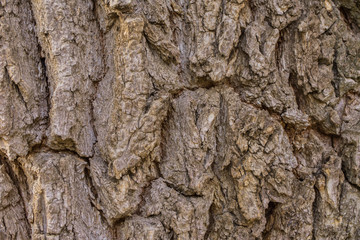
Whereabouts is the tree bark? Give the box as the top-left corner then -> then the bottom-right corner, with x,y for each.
0,0 -> 360,239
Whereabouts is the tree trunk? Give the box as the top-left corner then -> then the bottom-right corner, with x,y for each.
0,0 -> 359,239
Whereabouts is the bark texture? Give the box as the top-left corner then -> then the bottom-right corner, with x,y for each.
0,0 -> 360,239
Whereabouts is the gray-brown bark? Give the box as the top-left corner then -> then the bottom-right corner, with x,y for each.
0,0 -> 360,239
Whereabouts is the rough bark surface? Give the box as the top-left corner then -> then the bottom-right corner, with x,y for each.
0,0 -> 360,239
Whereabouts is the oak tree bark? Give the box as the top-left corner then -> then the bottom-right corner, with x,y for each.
0,0 -> 360,239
